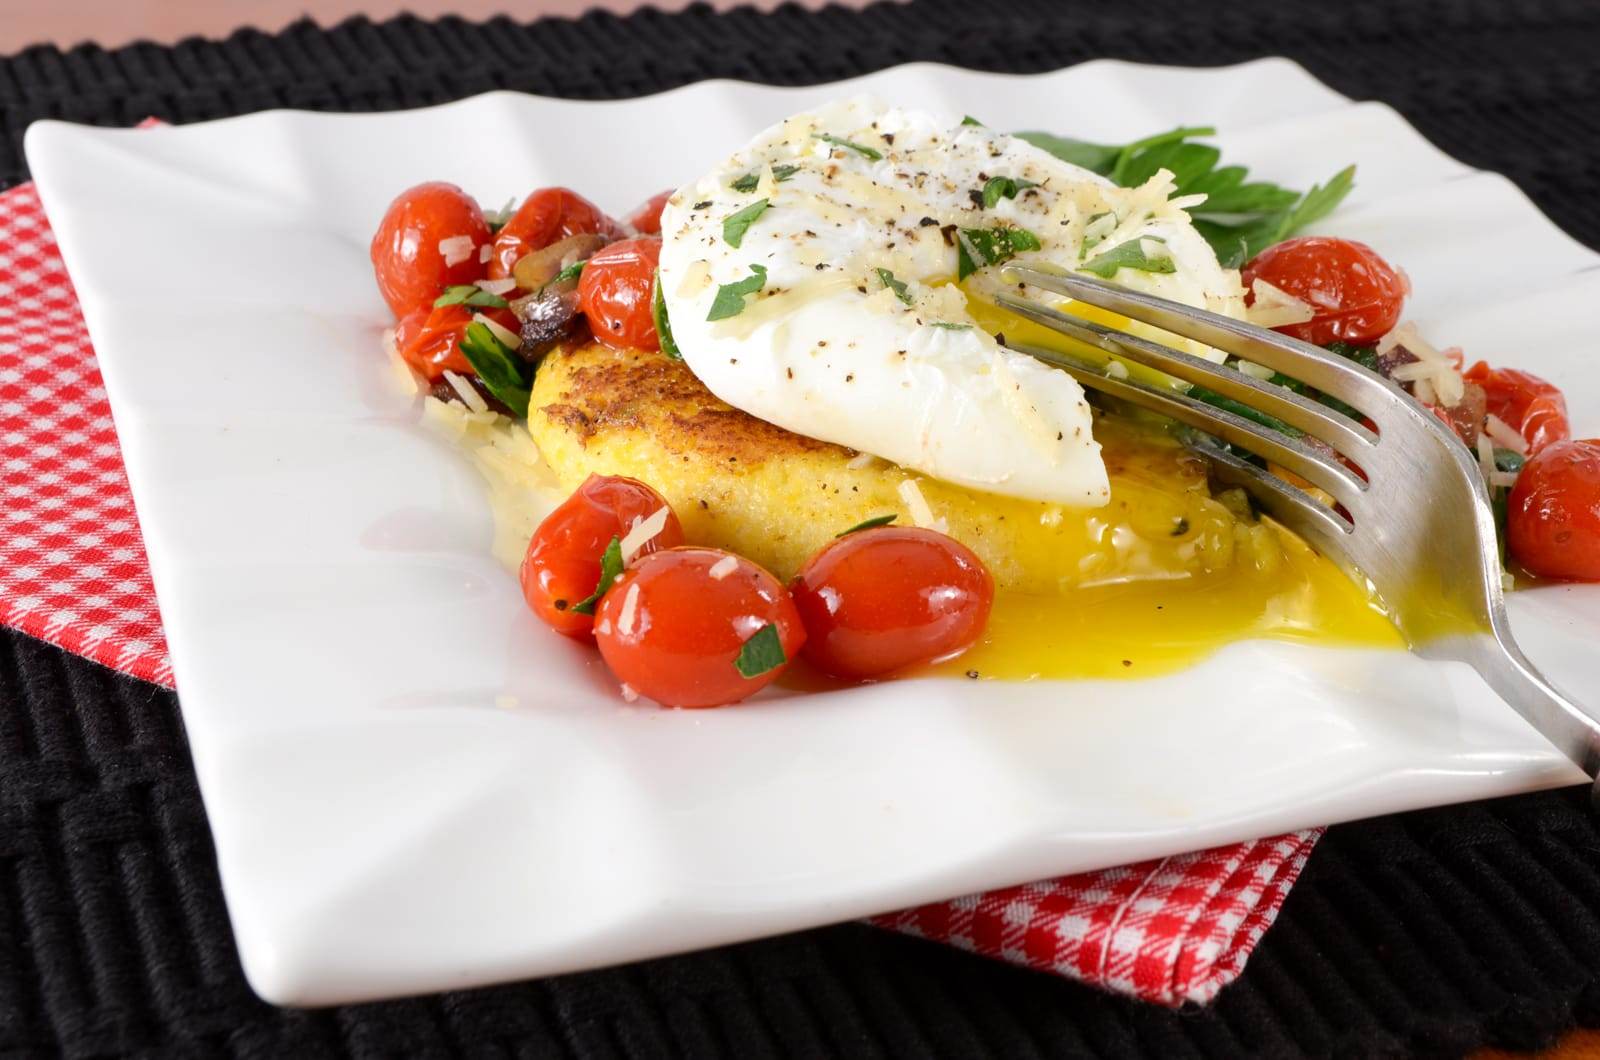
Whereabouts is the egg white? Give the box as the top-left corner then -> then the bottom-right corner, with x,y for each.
657,97 -> 1246,506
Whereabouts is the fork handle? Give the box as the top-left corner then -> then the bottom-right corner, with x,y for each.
1451,628 -> 1600,791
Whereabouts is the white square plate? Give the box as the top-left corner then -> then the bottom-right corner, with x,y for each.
25,58 -> 1600,1006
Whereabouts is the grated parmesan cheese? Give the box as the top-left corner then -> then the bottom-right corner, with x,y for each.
383,328 -> 421,396
439,235 -> 476,266
475,277 -> 517,296
1484,414 -> 1528,455
1378,321 -> 1465,407
478,243 -> 492,264
1105,359 -> 1130,380
1489,471 -> 1520,489
442,370 -> 489,413
1245,278 -> 1315,328
472,312 -> 523,351
619,682 -> 639,703
845,451 -> 877,470
1476,432 -> 1498,482
897,478 -> 947,532
707,555 -> 740,581
619,507 -> 670,562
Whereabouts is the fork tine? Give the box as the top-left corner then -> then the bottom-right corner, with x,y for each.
1001,264 -> 1396,420
1009,341 -> 1370,511
1186,439 -> 1362,584
993,291 -> 1377,460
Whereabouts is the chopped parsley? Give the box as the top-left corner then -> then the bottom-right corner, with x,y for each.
980,175 -> 1040,209
733,623 -> 787,679
956,225 -> 1042,281
1079,237 -> 1177,279
814,133 -> 882,161
706,264 -> 768,321
652,270 -> 682,360
544,260 -> 585,291
875,268 -> 913,306
1015,126 -> 1355,266
960,115 -> 985,127
722,198 -> 770,248
456,322 -> 531,418
569,536 -> 624,616
731,163 -> 799,193
434,284 -> 510,309
837,514 -> 897,536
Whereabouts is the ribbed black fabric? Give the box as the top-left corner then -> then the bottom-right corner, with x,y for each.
3,2 -> 1600,1056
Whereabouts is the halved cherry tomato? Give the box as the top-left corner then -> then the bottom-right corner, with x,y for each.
1242,236 -> 1407,346
489,187 -> 625,281
393,303 -> 521,382
1507,439 -> 1600,581
578,238 -> 662,351
624,189 -> 674,235
594,548 -> 805,708
520,475 -> 684,639
790,526 -> 994,680
1464,361 -> 1570,455
370,182 -> 490,319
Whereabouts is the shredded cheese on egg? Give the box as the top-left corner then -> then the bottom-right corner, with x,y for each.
897,478 -> 947,532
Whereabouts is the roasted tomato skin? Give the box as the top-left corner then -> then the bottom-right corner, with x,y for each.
519,475 -> 684,639
370,182 -> 490,319
790,527 -> 994,680
593,548 -> 805,708
393,303 -> 520,382
1507,439 -> 1600,582
578,238 -> 662,351
1242,236 -> 1407,345
489,187 -> 625,281
625,189 -> 674,235
1465,362 -> 1571,456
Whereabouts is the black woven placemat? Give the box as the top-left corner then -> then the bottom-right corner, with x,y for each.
4,2 -> 1600,1056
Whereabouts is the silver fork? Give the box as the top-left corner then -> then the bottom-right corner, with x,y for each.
997,263 -> 1600,796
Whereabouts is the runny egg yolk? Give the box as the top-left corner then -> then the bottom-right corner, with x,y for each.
771,290 -> 1405,687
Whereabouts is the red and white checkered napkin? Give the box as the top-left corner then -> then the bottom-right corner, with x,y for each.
0,178 -> 1318,1006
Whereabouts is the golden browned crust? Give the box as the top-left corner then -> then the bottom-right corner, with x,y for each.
533,344 -> 846,465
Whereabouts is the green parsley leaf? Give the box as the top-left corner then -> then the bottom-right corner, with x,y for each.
837,514 -> 897,537
1494,448 -> 1527,475
960,115 -> 985,126
1017,124 -> 1355,265
1189,385 -> 1302,437
569,536 -> 624,616
722,198 -> 770,248
457,322 -> 531,419
1079,237 -> 1176,279
733,622 -> 787,679
544,260 -> 586,291
875,268 -> 913,306
731,164 -> 799,193
956,225 -> 1043,280
981,175 -> 1040,209
929,322 -> 973,330
814,133 -> 882,161
652,270 -> 682,360
434,284 -> 510,309
706,264 -> 768,321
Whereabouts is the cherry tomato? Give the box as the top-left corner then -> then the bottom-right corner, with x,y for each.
624,189 -> 674,235
1464,361 -> 1570,455
370,182 -> 490,319
593,548 -> 805,708
790,527 -> 994,680
520,475 -> 685,639
393,303 -> 521,382
578,238 -> 662,351
1507,439 -> 1600,581
1241,236 -> 1407,346
489,187 -> 625,281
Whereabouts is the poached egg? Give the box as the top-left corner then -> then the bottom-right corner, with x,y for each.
657,97 -> 1247,506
